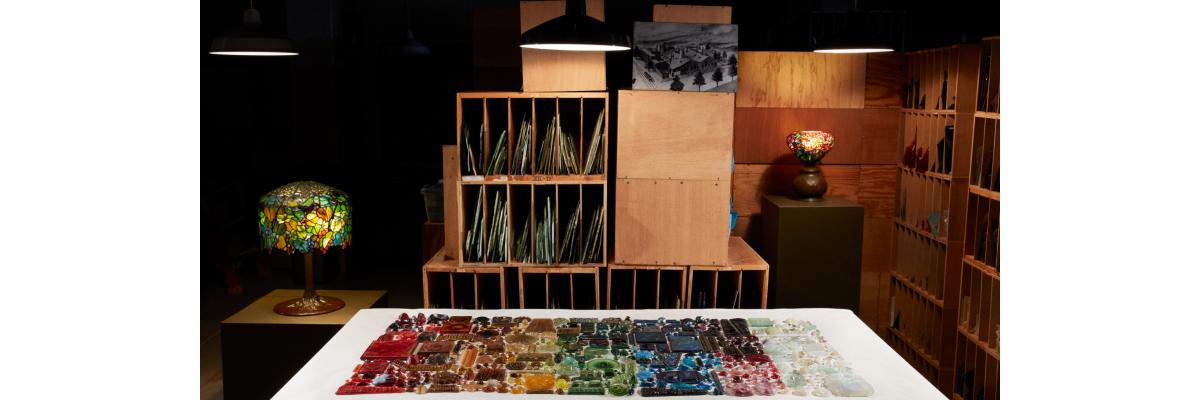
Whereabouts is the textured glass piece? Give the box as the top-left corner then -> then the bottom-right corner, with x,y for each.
258,181 -> 352,254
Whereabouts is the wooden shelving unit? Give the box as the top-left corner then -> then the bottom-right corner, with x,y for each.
888,40 -> 998,397
953,36 -> 999,400
606,265 -> 688,310
425,92 -> 609,310
685,237 -> 769,309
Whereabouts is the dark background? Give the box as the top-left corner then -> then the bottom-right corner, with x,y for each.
200,0 -> 998,308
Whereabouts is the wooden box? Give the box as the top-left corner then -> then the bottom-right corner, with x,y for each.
613,178 -> 729,266
686,237 -> 769,309
615,90 -> 734,181
455,92 -> 609,268
520,0 -> 606,92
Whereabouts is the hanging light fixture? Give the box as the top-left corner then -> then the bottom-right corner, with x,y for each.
811,2 -> 899,54
398,0 -> 431,56
210,1 -> 298,56
520,0 -> 630,52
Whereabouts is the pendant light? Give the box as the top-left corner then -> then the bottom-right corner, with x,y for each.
210,1 -> 298,56
520,0 -> 630,52
398,0 -> 431,56
811,1 -> 897,54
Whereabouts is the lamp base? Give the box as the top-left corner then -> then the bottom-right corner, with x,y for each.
273,294 -> 345,316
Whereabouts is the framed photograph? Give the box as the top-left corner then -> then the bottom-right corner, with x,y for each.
632,21 -> 739,92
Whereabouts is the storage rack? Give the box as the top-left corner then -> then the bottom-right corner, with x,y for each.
953,36 -> 999,400
887,42 -> 986,394
425,92 -> 609,310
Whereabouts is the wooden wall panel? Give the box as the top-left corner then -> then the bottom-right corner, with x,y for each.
861,217 -> 894,272
736,52 -> 867,109
861,108 -> 900,165
865,53 -> 904,108
733,107 -> 898,165
616,91 -> 735,181
652,5 -> 732,24
857,165 -> 897,218
520,0 -> 606,92
732,164 -> 860,216
614,178 -> 730,266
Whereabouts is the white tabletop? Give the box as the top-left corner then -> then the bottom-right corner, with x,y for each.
273,308 -> 945,400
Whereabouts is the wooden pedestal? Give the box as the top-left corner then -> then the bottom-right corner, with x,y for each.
760,195 -> 863,311
221,289 -> 386,400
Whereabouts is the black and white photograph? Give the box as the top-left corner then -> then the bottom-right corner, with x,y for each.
632,21 -> 738,92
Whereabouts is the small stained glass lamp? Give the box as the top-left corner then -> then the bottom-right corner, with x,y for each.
258,181 -> 352,316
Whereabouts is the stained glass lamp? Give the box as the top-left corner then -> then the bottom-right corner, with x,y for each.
258,181 -> 352,316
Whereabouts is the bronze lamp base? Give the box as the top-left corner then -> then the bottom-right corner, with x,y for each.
273,294 -> 345,316
274,252 -> 346,316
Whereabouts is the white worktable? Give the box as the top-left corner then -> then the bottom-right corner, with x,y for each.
273,308 -> 945,399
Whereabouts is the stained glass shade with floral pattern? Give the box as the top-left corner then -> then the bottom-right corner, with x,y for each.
258,181 -> 352,254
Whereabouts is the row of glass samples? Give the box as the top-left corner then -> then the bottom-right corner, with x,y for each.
337,313 -> 874,397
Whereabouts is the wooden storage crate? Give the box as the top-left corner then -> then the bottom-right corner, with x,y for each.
606,265 -> 688,310
685,237 -> 769,309
517,266 -> 601,310
613,90 -> 734,266
422,247 -> 506,309
454,92 -> 609,268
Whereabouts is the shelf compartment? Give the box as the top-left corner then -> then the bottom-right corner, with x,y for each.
898,109 -> 956,177
892,271 -> 944,307
607,265 -> 688,309
958,259 -> 999,353
457,92 -> 609,181
890,276 -> 944,360
963,194 -> 999,269
517,266 -> 601,310
421,247 -> 507,309
901,45 -> 963,112
969,116 -> 999,192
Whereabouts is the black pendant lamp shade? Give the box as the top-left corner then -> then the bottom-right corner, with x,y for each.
520,0 -> 629,52
210,4 -> 298,56
398,0 -> 431,56
399,30 -> 432,56
810,10 -> 900,54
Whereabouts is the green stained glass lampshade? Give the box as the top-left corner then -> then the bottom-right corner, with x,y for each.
258,181 -> 352,254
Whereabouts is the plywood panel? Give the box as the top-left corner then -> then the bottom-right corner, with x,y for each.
865,53 -> 904,108
520,0 -> 606,92
861,108 -> 900,165
652,4 -> 732,24
617,91 -> 735,181
736,52 -> 866,108
731,164 -> 860,216
614,178 -> 730,266
857,165 -> 897,218
862,216 -> 894,272
733,108 -> 898,165
442,146 -> 460,261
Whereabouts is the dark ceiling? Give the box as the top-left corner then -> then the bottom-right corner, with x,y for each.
200,0 -> 998,290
